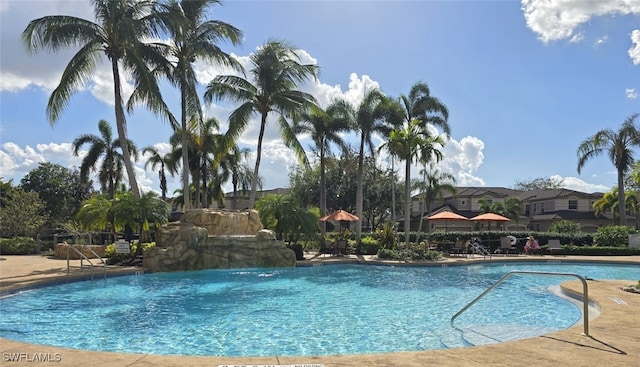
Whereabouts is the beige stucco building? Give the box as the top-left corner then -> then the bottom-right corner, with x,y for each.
412,187 -> 627,233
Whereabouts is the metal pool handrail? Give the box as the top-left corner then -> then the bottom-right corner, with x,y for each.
451,270 -> 590,336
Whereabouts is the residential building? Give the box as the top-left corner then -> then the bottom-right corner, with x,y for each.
410,186 -> 626,233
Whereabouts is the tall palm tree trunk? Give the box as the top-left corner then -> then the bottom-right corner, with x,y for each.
404,158 -> 411,252
159,162 -> 167,201
112,60 -> 140,198
415,167 -> 426,244
319,146 -> 327,239
355,136 -> 365,242
180,89 -> 191,211
249,115 -> 268,208
391,158 -> 396,225
618,168 -> 627,225
201,160 -> 208,208
232,171 -> 239,209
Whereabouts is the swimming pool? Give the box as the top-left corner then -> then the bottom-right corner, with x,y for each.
0,261 -> 638,356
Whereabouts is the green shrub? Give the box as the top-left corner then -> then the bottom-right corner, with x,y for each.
375,222 -> 397,249
104,241 -> 156,261
592,225 -> 635,247
376,248 -> 398,259
409,249 -> 443,261
0,237 -> 37,255
359,236 -> 381,255
548,220 -> 581,235
560,245 -> 640,256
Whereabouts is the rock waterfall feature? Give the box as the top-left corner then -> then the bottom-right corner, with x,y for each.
142,209 -> 296,272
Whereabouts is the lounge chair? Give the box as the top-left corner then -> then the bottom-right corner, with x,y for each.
320,239 -> 332,257
449,239 -> 467,257
335,239 -> 347,256
499,236 -> 518,256
547,239 -> 563,255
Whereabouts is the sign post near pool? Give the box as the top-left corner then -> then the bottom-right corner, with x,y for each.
115,240 -> 130,254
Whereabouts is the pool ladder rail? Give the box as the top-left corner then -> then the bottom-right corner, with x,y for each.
66,244 -> 107,281
450,270 -> 590,337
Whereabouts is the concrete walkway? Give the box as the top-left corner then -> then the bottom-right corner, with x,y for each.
1,254 -> 639,367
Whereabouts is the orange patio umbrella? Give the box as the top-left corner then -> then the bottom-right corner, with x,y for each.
470,212 -> 511,230
320,209 -> 360,222
425,211 -> 468,232
469,213 -> 511,222
425,211 -> 469,221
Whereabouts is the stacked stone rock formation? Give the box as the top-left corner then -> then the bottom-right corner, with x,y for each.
142,209 -> 296,272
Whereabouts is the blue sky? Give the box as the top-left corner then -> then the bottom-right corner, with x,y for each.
1,0 -> 639,196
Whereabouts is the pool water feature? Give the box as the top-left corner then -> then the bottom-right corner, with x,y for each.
1,262 -> 638,356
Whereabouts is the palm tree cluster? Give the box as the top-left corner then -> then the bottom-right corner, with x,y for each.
22,0 -> 454,244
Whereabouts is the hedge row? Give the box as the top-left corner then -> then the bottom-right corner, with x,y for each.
0,237 -> 37,255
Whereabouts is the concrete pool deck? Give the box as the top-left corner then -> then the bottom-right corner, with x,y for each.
0,254 -> 639,367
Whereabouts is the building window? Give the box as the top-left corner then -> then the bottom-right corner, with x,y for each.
568,200 -> 578,210
525,204 -> 530,216
533,203 -> 537,214
461,200 -> 466,205
540,202 -> 545,214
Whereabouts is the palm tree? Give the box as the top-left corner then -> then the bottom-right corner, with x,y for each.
352,89 -> 394,242
502,196 -> 523,224
73,120 -> 137,199
167,117 -> 223,209
577,113 -> 640,226
411,164 -> 457,234
113,190 -> 171,258
382,81 -> 450,249
204,39 -> 319,208
154,0 -> 243,211
22,0 -> 168,198
222,145 -> 262,209
593,187 -> 639,226
295,100 -> 352,238
142,145 -> 176,201
397,81 -> 450,138
194,117 -> 224,208
476,197 -> 521,230
381,119 -> 445,251
76,194 -> 118,237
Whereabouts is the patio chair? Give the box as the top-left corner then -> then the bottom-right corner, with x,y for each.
547,239 -> 563,255
449,239 -> 467,257
499,236 -> 518,256
320,239 -> 332,257
336,239 -> 347,256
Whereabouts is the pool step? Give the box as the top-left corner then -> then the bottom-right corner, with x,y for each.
461,324 -> 557,346
438,329 -> 474,349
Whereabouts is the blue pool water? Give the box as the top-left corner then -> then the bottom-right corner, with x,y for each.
0,261 -> 638,356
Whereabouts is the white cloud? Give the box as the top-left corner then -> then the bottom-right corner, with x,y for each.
593,34 -> 608,48
521,0 -> 640,43
551,175 -> 610,193
630,29 -> 640,65
626,88 -> 638,99
569,33 -> 584,43
440,136 -> 486,186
